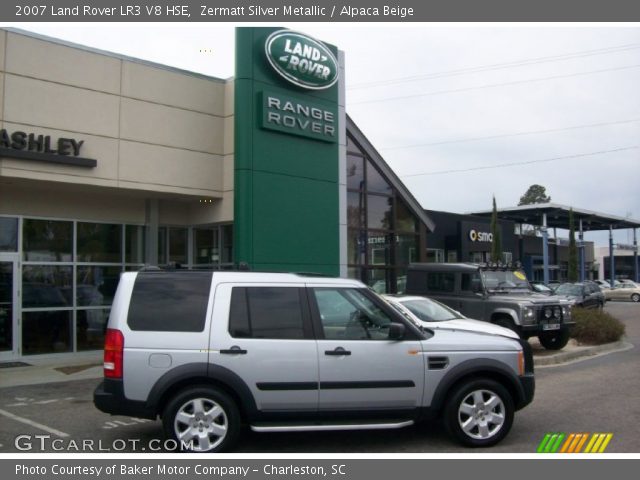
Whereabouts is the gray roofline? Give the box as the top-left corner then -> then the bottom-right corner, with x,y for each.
470,202 -> 640,229
346,115 -> 435,232
2,27 -> 231,84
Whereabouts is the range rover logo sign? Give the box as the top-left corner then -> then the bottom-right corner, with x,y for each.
265,30 -> 339,90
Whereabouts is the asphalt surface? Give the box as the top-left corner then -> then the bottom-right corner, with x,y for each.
0,302 -> 638,453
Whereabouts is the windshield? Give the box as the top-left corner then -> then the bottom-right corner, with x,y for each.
556,284 -> 583,296
481,270 -> 530,291
399,298 -> 463,322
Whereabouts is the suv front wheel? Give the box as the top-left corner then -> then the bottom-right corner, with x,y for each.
538,328 -> 570,350
162,386 -> 241,453
443,378 -> 514,447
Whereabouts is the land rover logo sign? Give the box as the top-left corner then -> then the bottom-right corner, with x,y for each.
265,30 -> 339,90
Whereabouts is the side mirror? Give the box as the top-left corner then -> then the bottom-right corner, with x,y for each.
388,323 -> 406,341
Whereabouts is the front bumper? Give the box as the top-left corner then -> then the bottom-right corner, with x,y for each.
520,321 -> 574,334
94,379 -> 156,420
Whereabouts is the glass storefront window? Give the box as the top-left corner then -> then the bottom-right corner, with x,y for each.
396,199 -> 418,233
366,160 -> 392,195
125,225 -> 145,264
22,265 -> 73,308
222,225 -> 233,264
367,232 -> 392,266
77,222 -> 122,263
158,227 -> 167,265
169,228 -> 187,265
22,310 -> 72,355
77,309 -> 109,351
23,219 -> 72,262
396,235 -> 418,265
367,195 -> 393,230
0,217 -> 18,251
194,228 -> 219,265
347,191 -> 365,229
347,229 -> 366,265
367,268 -> 392,294
347,154 -> 364,190
76,266 -> 121,306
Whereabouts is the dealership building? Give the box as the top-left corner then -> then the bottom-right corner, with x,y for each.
0,27 -> 433,360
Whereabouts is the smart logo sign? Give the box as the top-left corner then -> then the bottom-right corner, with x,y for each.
469,229 -> 493,243
265,30 -> 339,90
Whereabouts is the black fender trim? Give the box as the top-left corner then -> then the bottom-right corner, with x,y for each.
427,358 -> 530,415
145,362 -> 259,419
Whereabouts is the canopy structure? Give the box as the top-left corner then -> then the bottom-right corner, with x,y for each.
471,203 -> 640,284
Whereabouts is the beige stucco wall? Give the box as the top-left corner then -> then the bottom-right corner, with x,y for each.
0,29 -> 234,225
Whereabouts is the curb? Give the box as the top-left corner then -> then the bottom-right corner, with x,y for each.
534,340 -> 633,367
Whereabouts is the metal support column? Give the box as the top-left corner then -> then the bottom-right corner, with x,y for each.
579,218 -> 585,282
609,225 -> 615,287
145,199 -> 159,266
634,228 -> 639,283
542,213 -> 549,285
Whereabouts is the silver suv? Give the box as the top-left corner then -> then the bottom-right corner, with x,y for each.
406,263 -> 574,350
94,270 -> 534,452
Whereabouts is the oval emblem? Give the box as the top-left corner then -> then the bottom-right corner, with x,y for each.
265,30 -> 339,90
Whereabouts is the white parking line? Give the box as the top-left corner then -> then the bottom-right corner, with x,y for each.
0,408 -> 69,438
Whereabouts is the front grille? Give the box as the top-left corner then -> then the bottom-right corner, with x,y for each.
537,305 -> 563,323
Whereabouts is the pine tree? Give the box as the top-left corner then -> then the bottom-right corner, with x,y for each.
491,196 -> 503,263
568,208 -> 578,282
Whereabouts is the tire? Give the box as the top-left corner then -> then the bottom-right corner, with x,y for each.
538,328 -> 570,350
631,293 -> 640,303
493,317 -> 521,337
443,378 -> 514,447
162,386 -> 241,453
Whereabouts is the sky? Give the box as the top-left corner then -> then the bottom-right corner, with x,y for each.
13,23 -> 640,247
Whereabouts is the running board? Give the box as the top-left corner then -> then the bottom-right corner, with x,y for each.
250,420 -> 414,433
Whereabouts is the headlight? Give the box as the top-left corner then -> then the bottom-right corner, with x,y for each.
553,306 -> 562,319
562,305 -> 572,318
523,306 -> 535,319
544,307 -> 553,319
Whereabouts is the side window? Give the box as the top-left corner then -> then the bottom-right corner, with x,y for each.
313,288 -> 392,340
228,287 -> 306,339
127,272 -> 211,332
426,272 -> 455,293
460,273 -> 482,293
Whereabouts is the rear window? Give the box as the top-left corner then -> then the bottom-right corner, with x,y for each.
127,272 -> 212,332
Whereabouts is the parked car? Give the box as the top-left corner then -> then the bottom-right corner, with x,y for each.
406,263 -> 574,350
383,295 -> 519,339
554,282 -> 605,309
94,270 -> 534,452
604,284 -> 640,303
530,282 -> 554,295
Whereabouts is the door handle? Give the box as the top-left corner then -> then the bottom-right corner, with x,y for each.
220,346 -> 247,355
325,347 -> 351,356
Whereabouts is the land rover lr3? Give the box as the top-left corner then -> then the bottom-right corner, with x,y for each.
94,271 -> 534,452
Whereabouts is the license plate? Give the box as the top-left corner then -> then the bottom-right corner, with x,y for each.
542,323 -> 560,331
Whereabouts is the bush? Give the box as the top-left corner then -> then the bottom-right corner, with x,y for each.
570,308 -> 626,345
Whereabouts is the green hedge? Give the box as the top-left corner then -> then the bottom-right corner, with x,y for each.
570,308 -> 626,345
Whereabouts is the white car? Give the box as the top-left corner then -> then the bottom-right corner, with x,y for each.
383,295 -> 520,340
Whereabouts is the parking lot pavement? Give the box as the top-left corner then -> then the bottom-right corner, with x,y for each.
0,302 -> 637,453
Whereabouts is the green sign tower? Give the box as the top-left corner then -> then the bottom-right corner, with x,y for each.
234,28 -> 345,275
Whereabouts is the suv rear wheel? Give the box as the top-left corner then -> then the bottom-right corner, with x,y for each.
538,328 -> 570,350
162,386 -> 240,453
443,378 -> 514,447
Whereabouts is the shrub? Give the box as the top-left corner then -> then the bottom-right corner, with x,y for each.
570,308 -> 626,345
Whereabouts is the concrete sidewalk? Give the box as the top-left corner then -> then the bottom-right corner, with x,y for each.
0,351 -> 102,388
0,339 -> 633,388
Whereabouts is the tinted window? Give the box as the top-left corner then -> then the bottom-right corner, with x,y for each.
127,272 -> 212,332
461,273 -> 482,292
228,287 -> 305,339
426,272 -> 455,293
